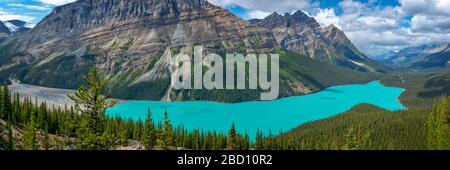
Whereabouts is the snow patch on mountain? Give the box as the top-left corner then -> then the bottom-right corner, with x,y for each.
3,21 -> 19,32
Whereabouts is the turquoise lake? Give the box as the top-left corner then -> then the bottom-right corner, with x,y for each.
106,81 -> 406,139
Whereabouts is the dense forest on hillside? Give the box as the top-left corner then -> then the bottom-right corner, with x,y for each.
0,68 -> 449,150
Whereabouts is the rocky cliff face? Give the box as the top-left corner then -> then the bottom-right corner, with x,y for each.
0,0 -> 376,102
381,43 -> 450,70
0,0 -> 279,100
5,0 -> 275,76
250,11 -> 378,72
0,20 -> 31,43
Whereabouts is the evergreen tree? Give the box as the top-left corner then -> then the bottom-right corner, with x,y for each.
23,113 -> 38,150
69,67 -> 114,150
163,111 -> 174,149
133,119 -> 142,140
212,131 -> 218,150
141,109 -> 156,150
227,123 -> 238,150
286,133 -> 296,150
118,123 -> 129,146
7,120 -> 14,150
426,96 -> 450,150
255,129 -> 263,150
242,131 -> 250,150
100,123 -> 115,150
263,130 -> 273,150
343,128 -> 358,150
1,82 -> 12,120
75,115 -> 97,150
37,102 -> 47,129
43,124 -> 50,150
330,139 -> 340,150
156,122 -> 166,150
61,111 -> 75,137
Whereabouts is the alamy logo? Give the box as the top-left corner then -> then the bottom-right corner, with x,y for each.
170,46 -> 279,100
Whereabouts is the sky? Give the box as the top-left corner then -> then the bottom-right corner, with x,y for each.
1,0 -> 450,57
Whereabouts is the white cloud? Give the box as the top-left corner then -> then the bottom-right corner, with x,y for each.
0,8 -> 8,15
339,0 -> 367,15
247,10 -> 272,19
399,0 -> 450,34
311,1 -> 409,56
36,0 -> 76,6
9,3 -> 51,11
399,0 -> 450,16
411,14 -> 450,33
0,7 -> 36,22
208,0 -> 317,20
0,14 -> 35,22
208,0 -> 317,12
306,0 -> 450,57
313,8 -> 340,28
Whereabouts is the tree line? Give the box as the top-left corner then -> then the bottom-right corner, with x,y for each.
0,68 -> 298,150
1,67 -> 449,150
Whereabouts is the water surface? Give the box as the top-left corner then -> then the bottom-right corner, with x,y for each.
106,81 -> 406,139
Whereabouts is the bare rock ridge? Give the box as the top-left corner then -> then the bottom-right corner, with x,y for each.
0,20 -> 31,43
250,11 -> 378,72
0,0 -> 378,101
5,0 -> 276,75
380,43 -> 450,70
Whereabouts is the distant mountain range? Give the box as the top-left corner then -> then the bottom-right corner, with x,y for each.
0,20 -> 32,42
379,43 -> 450,70
0,0 -> 380,102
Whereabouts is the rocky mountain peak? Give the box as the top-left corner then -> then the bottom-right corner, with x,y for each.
0,20 -> 32,43
380,42 -> 450,69
324,24 -> 339,31
34,0 -> 215,35
0,22 -> 11,34
6,20 -> 28,27
1,0 -> 277,92
252,10 -> 320,30
251,10 -> 376,71
323,24 -> 353,46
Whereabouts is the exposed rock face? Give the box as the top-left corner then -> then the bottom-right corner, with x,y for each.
250,11 -> 377,72
0,22 -> 10,34
0,0 -> 376,102
381,43 -> 450,70
5,0 -> 276,76
0,20 -> 31,43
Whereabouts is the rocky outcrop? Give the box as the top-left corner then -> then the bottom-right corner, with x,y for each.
0,20 -> 31,43
381,43 -> 450,69
0,0 -> 376,102
250,11 -> 377,72
4,0 -> 276,77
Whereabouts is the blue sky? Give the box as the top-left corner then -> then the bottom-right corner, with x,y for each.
1,0 -> 450,57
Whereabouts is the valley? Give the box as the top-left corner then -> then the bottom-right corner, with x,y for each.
0,0 -> 449,151
106,81 -> 406,140
8,82 -> 75,107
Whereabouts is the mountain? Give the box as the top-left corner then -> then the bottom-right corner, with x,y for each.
0,0 -> 377,102
249,12 -> 382,72
381,43 -> 450,70
372,50 -> 398,61
0,20 -> 32,43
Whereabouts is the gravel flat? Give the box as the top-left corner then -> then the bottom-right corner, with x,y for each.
8,83 -> 76,108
